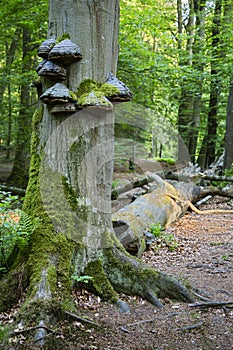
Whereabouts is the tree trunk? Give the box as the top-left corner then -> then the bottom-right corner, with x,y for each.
177,0 -> 195,163
4,84 -> 12,161
8,27 -> 33,188
0,0 -> 194,341
189,0 -> 206,163
198,0 -> 222,168
224,80 -> 233,169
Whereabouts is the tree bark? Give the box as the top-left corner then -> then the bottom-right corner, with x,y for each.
224,81 -> 233,169
8,27 -> 33,188
189,0 -> 206,163
198,0 -> 223,168
0,1 -> 194,341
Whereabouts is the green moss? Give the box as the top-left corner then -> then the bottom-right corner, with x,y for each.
62,176 -> 78,211
30,107 -> 43,154
84,259 -> 118,302
25,228 -> 76,302
76,79 -> 101,98
69,91 -> 78,101
100,83 -> 120,97
78,91 -> 113,108
56,33 -> 71,43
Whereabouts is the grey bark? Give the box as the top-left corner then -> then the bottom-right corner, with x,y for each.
224,81 -> 233,169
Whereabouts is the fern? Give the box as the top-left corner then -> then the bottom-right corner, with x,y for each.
16,211 -> 39,246
18,211 -> 34,235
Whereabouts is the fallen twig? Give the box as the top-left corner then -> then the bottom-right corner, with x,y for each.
123,312 -> 181,329
189,301 -> 233,308
13,324 -> 61,335
0,183 -> 26,196
64,311 -> 99,327
192,290 -> 211,302
175,321 -> 204,332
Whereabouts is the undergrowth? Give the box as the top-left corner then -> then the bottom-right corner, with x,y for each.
149,223 -> 178,252
0,191 -> 38,274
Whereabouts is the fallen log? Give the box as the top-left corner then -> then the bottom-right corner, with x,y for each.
111,172 -> 165,199
112,175 -> 194,257
0,183 -> 26,196
112,174 -> 233,257
166,171 -> 233,183
112,171 -> 233,200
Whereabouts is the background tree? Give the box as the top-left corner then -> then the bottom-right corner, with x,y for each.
0,0 -> 47,186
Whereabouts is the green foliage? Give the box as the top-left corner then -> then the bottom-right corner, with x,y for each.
112,180 -> 119,189
212,165 -> 233,188
149,223 -> 178,252
0,191 -> 38,273
71,275 -> 94,284
156,157 -> 175,165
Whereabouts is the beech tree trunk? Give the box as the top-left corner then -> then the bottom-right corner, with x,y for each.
0,1 -> 194,342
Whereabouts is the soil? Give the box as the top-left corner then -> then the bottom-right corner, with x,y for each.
0,164 -> 233,349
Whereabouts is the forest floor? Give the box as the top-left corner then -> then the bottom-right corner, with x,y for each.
0,161 -> 233,349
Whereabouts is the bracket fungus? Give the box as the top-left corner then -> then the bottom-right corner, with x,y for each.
103,72 -> 132,102
78,91 -> 113,115
40,83 -> 74,104
38,38 -> 56,59
36,59 -> 47,74
50,102 -> 78,115
48,39 -> 82,65
37,60 -> 67,80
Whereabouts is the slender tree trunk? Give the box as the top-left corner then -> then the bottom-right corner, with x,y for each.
223,2 -> 233,170
224,80 -> 233,169
8,27 -> 33,188
4,84 -> 12,161
0,28 -> 20,105
189,0 -> 206,163
177,0 -> 194,163
199,0 -> 222,168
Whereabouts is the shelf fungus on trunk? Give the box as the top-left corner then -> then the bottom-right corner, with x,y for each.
48,39 -> 82,65
40,82 -> 75,105
77,90 -> 113,115
37,60 -> 67,80
37,38 -> 56,59
50,102 -> 79,115
36,59 -> 47,74
101,72 -> 132,102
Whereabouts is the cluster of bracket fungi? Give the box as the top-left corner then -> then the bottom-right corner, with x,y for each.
35,36 -> 132,115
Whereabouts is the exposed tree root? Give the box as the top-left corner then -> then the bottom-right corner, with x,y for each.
102,244 -> 195,307
165,193 -> 233,215
189,300 -> 233,308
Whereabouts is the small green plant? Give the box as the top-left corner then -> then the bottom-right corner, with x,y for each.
0,191 -> 38,274
71,275 -> 94,283
112,180 -> 119,189
149,223 -> 164,237
149,223 -> 178,251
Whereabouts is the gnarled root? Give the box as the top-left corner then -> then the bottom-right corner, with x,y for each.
102,245 -> 194,307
